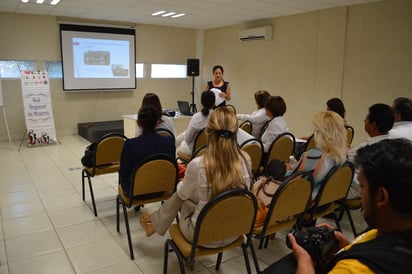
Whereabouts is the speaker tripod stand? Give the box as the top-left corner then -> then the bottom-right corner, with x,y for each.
189,76 -> 197,113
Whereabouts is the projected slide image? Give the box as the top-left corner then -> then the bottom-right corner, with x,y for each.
73,37 -> 130,78
84,51 -> 110,65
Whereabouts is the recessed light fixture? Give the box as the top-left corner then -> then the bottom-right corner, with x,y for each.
171,13 -> 185,18
21,0 -> 61,4
151,10 -> 166,16
152,10 -> 185,19
162,12 -> 176,17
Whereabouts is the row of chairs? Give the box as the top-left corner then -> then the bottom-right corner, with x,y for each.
163,161 -> 355,274
81,131 -> 358,272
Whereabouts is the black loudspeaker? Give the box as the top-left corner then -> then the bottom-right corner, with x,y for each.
187,58 -> 200,76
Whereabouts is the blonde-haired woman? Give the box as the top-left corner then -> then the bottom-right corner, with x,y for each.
286,111 -> 347,199
140,107 -> 252,247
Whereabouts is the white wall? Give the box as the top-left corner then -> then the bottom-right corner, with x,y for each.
202,0 -> 412,146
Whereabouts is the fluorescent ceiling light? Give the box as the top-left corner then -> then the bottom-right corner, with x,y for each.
50,0 -> 61,5
162,12 -> 176,17
36,0 -> 45,3
151,10 -> 165,16
171,13 -> 185,18
21,0 -> 29,3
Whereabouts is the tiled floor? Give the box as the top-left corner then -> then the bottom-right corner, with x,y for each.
0,136 -> 368,274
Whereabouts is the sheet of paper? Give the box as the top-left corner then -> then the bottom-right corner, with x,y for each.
210,88 -> 225,106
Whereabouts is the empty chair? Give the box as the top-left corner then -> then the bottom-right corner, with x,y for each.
116,154 -> 178,259
82,133 -> 126,216
163,189 -> 257,274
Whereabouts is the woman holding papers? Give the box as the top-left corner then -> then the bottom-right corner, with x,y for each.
205,65 -> 231,106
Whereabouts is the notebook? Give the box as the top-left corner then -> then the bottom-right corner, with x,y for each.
177,100 -> 193,116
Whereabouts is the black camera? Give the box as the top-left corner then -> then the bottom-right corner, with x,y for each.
286,226 -> 339,264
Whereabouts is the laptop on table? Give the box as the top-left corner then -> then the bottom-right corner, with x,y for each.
177,100 -> 193,116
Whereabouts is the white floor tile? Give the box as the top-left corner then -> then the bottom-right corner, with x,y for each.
5,230 -> 62,262
66,237 -> 129,273
49,205 -> 96,228
3,213 -> 53,239
1,200 -> 46,220
8,250 -> 75,274
56,220 -> 111,248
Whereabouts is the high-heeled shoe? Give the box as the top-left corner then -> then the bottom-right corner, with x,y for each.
140,212 -> 155,237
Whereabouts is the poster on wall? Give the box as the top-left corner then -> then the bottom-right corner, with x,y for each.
20,71 -> 57,146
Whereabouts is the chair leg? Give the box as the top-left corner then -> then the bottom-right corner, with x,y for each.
86,174 -> 97,217
263,235 -> 270,249
216,252 -> 223,270
166,240 -> 186,274
116,196 -> 120,232
346,207 -> 358,237
122,203 -> 134,260
333,213 -> 342,231
249,238 -> 261,273
163,240 -> 170,274
81,169 -> 86,201
258,237 -> 264,249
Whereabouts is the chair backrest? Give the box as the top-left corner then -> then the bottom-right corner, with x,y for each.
267,132 -> 296,164
239,120 -> 253,135
240,138 -> 263,176
312,161 -> 355,212
130,154 -> 177,201
345,125 -> 354,147
94,133 -> 126,167
192,128 -> 207,154
193,189 -> 257,248
304,134 -> 316,152
263,171 -> 313,233
191,144 -> 207,160
225,104 -> 237,114
155,128 -> 176,143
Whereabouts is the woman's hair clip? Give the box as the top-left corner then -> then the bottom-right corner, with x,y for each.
216,129 -> 234,138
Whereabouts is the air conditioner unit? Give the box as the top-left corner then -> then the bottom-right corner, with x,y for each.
239,26 -> 272,41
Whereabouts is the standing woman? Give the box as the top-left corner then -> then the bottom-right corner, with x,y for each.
205,65 -> 231,106
140,107 -> 252,247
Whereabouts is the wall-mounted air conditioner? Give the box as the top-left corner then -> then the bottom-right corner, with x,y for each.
239,26 -> 272,41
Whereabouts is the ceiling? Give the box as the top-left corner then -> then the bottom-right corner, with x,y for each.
0,0 -> 380,30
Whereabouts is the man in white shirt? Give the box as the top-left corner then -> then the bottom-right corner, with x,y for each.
347,103 -> 394,198
389,97 -> 412,141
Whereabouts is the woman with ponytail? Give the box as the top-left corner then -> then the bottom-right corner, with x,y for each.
176,90 -> 215,155
140,107 -> 252,247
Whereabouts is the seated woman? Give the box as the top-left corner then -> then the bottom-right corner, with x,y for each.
119,105 -> 176,196
326,97 -> 347,126
135,93 -> 175,137
140,107 -> 253,247
237,90 -> 271,138
283,111 -> 347,199
260,96 -> 289,153
176,90 -> 215,155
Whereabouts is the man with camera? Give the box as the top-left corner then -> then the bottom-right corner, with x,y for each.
264,138 -> 412,274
